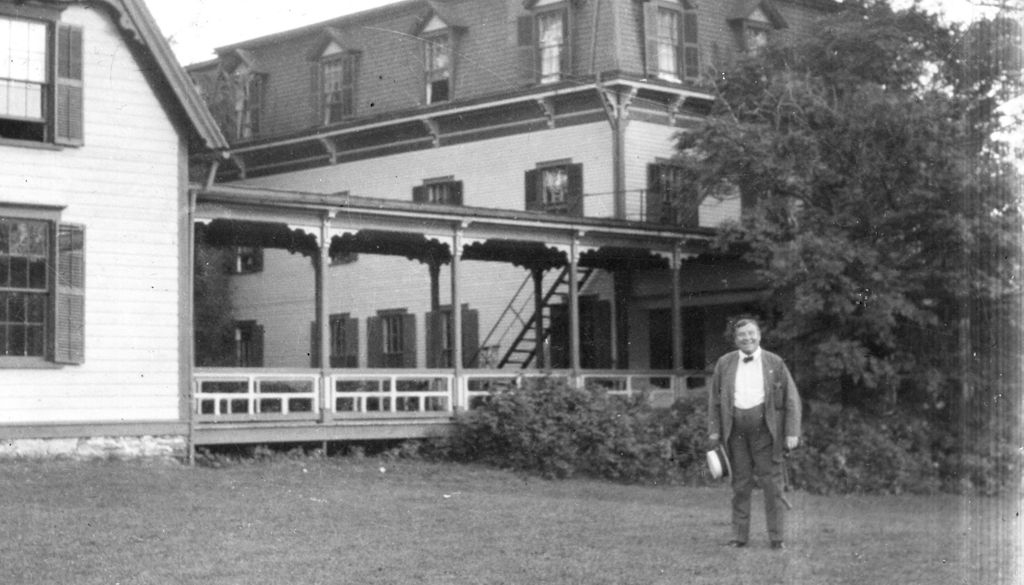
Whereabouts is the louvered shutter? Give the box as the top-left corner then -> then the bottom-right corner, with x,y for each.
413,185 -> 427,202
54,223 -> 85,364
367,316 -> 383,367
682,9 -> 700,80
425,310 -> 443,368
342,316 -> 359,367
516,16 -> 535,85
252,325 -> 265,367
524,169 -> 541,211
643,2 -> 660,78
310,321 -> 320,367
567,163 -> 584,217
401,312 -> 417,368
461,305 -> 480,368
450,181 -> 464,206
559,7 -> 572,79
310,62 -> 322,126
55,24 -> 84,145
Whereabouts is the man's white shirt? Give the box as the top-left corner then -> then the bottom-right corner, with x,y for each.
733,348 -> 765,409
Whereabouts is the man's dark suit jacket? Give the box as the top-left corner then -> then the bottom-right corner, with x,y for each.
708,349 -> 802,463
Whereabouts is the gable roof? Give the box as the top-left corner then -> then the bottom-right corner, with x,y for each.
32,0 -> 228,153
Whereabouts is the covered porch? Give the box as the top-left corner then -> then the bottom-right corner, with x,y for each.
189,184 -> 715,446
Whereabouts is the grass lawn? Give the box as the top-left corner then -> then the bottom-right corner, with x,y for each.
0,457 -> 1018,585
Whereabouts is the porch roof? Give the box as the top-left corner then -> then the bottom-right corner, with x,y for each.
193,184 -> 714,265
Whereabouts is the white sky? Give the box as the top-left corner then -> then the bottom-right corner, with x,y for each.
145,0 -> 1001,67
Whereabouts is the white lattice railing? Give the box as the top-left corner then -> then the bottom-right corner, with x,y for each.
194,370 -> 321,421
329,373 -> 453,416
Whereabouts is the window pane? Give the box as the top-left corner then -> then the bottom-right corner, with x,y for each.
8,324 -> 25,356
542,168 -> 568,204
537,12 -> 564,81
9,257 -> 28,288
1,18 -> 47,83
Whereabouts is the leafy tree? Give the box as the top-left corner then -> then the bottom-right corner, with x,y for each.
193,236 -> 236,367
672,2 -> 1022,418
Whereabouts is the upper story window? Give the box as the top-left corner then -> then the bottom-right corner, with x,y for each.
321,48 -> 359,124
229,245 -> 263,274
0,11 -> 83,145
1,207 -> 85,367
643,0 -> 699,83
517,1 -> 571,85
525,161 -> 583,216
425,33 -> 451,104
413,177 -> 463,205
646,160 -> 699,227
209,58 -> 265,141
729,2 -> 787,55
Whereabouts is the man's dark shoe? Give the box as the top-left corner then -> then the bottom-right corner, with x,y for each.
726,540 -> 747,548
770,541 -> 786,550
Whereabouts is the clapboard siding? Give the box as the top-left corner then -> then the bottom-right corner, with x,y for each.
0,6 -> 185,425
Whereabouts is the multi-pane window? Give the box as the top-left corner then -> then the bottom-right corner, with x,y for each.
322,52 -> 357,124
655,8 -> 681,81
536,10 -> 565,84
0,212 -> 85,365
232,69 -> 263,139
0,17 -> 47,127
424,34 -> 451,104
413,178 -> 463,205
382,313 -> 404,368
0,219 -> 49,357
644,1 -> 699,82
0,14 -> 82,144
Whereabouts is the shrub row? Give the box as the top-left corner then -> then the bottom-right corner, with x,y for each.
435,378 -> 1020,496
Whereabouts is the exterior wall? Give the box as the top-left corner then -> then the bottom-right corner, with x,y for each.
226,121 -> 617,367
0,6 -> 186,424
232,121 -> 614,211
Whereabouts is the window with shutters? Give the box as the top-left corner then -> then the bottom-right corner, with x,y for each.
0,208 -> 85,367
368,309 -> 416,368
643,0 -> 699,83
0,11 -> 83,145
413,177 -> 463,205
426,304 -> 480,368
517,1 -> 571,85
646,161 -> 699,227
525,161 -> 583,216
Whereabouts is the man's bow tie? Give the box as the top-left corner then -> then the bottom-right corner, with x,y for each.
742,355 -> 754,363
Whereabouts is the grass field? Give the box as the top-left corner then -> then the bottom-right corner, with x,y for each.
0,457 -> 1018,585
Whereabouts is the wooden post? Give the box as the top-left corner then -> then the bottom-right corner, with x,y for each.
532,268 -> 546,369
451,226 -> 464,409
671,244 -> 684,386
318,214 -> 331,423
569,235 -> 582,377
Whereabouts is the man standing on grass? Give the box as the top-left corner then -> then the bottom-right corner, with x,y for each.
708,317 -> 801,550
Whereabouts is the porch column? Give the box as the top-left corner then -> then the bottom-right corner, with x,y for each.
671,243 -> 683,375
613,270 -> 632,369
451,225 -> 464,408
569,234 -> 582,376
428,260 -> 441,312
317,213 -> 332,423
532,268 -> 546,369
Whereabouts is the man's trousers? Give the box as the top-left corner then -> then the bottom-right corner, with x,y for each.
727,404 -> 785,543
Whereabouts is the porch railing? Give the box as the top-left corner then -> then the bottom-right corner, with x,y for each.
193,368 -> 709,424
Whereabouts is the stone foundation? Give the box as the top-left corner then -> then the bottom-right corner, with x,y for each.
0,435 -> 187,461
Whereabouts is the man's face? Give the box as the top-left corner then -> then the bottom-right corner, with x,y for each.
734,323 -> 761,355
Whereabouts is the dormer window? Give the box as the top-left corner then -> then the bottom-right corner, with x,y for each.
643,0 -> 699,83
416,13 -> 455,104
310,31 -> 361,126
729,2 -> 787,55
229,65 -> 264,139
321,46 -> 358,123
207,50 -> 265,141
517,0 -> 571,85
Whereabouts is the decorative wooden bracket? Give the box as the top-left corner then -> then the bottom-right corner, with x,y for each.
535,97 -> 556,128
668,95 -> 686,125
422,118 -> 441,147
317,137 -> 339,164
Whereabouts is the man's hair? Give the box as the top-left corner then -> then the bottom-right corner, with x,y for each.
730,317 -> 761,334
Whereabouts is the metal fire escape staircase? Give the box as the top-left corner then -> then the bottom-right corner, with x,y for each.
475,266 -> 595,369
